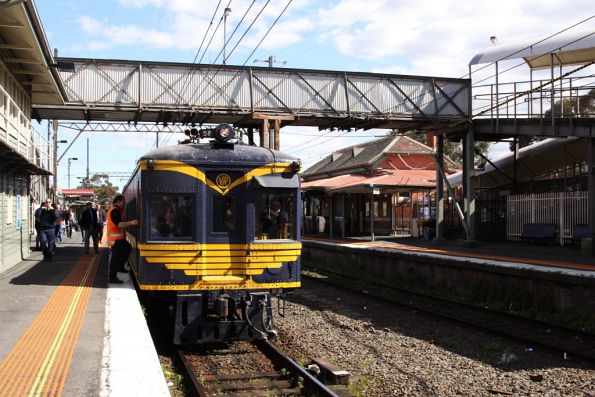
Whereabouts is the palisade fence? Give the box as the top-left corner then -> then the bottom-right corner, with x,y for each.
507,191 -> 588,245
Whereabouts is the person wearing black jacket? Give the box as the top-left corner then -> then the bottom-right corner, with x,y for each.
95,203 -> 107,242
79,202 -> 99,254
35,198 -> 58,261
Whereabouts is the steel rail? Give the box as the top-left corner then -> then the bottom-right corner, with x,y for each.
256,339 -> 340,397
302,269 -> 595,363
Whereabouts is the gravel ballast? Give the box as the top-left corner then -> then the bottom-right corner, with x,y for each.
273,278 -> 595,397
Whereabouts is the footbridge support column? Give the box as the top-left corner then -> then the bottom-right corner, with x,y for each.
583,137 -> 595,256
463,127 -> 476,244
252,114 -> 295,149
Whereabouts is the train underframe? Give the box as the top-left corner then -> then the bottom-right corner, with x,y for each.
173,290 -> 279,344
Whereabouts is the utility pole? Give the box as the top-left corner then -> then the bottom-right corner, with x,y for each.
223,7 -> 231,65
253,56 -> 286,68
52,119 -> 58,199
86,138 -> 89,180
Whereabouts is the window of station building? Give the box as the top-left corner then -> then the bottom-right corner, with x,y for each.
212,196 -> 235,233
149,195 -> 193,240
254,189 -> 295,240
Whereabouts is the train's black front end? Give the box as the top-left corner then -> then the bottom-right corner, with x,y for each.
123,125 -> 302,344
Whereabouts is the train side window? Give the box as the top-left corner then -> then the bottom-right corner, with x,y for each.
212,196 -> 235,232
149,195 -> 193,240
254,189 -> 295,240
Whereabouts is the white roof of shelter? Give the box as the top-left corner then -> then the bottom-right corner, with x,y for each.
447,138 -> 588,188
469,29 -> 595,69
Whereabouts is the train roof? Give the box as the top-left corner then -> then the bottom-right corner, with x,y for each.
139,141 -> 299,166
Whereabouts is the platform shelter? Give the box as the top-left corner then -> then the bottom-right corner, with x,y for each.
301,134 -> 457,240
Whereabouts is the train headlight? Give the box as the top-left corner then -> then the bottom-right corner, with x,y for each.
214,123 -> 235,143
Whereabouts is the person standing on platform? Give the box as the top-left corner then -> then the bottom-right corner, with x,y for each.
79,202 -> 99,254
95,203 -> 106,243
34,200 -> 48,250
35,198 -> 58,262
107,195 -> 138,284
62,205 -> 73,238
78,208 -> 86,244
53,203 -> 63,243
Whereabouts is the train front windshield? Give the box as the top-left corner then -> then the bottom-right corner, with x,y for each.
254,189 -> 296,240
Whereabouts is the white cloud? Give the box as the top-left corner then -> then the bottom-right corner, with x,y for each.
319,0 -> 595,76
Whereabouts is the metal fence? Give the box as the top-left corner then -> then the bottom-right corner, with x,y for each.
506,191 -> 588,245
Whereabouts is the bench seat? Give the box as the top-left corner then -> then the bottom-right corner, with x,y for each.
573,224 -> 590,239
521,223 -> 557,240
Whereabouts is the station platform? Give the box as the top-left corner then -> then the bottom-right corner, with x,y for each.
302,235 -> 595,322
304,235 -> 595,274
0,235 -> 170,397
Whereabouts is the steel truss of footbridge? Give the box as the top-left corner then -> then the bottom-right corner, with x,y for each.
32,58 -> 470,132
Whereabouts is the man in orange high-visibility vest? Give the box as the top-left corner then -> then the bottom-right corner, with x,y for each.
107,194 -> 138,284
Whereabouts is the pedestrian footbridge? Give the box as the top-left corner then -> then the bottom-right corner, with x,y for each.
32,58 -> 470,131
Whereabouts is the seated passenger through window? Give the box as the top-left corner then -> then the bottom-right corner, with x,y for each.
255,190 -> 294,240
150,195 -> 193,239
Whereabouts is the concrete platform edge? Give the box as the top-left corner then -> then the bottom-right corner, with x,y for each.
99,274 -> 170,397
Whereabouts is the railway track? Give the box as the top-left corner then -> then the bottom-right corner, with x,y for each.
177,339 -> 344,397
303,267 -> 595,363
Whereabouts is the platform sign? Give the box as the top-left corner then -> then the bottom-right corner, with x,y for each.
16,195 -> 22,230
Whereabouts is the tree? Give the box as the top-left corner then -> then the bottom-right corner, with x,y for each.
77,174 -> 119,205
401,130 -> 490,166
514,88 -> 595,150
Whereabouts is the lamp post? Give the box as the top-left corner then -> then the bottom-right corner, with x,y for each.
223,7 -> 231,64
68,157 -> 78,188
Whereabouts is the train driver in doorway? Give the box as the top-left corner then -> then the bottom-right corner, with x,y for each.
107,195 -> 139,284
269,198 -> 289,239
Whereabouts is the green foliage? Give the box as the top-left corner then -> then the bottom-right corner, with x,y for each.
359,357 -> 374,369
348,377 -> 373,397
77,173 -> 119,205
400,130 -> 490,167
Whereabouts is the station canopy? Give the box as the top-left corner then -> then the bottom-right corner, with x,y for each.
447,138 -> 588,188
469,29 -> 595,69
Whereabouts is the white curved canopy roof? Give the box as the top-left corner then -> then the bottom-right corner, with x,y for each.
469,29 -> 595,69
447,137 -> 587,188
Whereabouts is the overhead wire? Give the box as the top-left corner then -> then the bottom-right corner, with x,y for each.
158,1 -> 229,147
287,21 -> 595,161
190,0 -> 292,110
161,0 -> 263,147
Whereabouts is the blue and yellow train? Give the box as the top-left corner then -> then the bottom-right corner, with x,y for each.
122,124 -> 302,344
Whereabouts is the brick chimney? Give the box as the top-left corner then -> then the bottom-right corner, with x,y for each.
425,132 -> 437,148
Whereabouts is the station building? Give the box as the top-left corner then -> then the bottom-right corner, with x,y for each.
0,2 -> 65,272
301,134 -> 457,239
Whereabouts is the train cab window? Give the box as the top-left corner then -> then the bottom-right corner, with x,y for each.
212,196 -> 235,232
255,190 -> 295,240
149,195 -> 193,240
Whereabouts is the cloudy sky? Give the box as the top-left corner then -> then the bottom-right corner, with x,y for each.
34,0 -> 595,189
